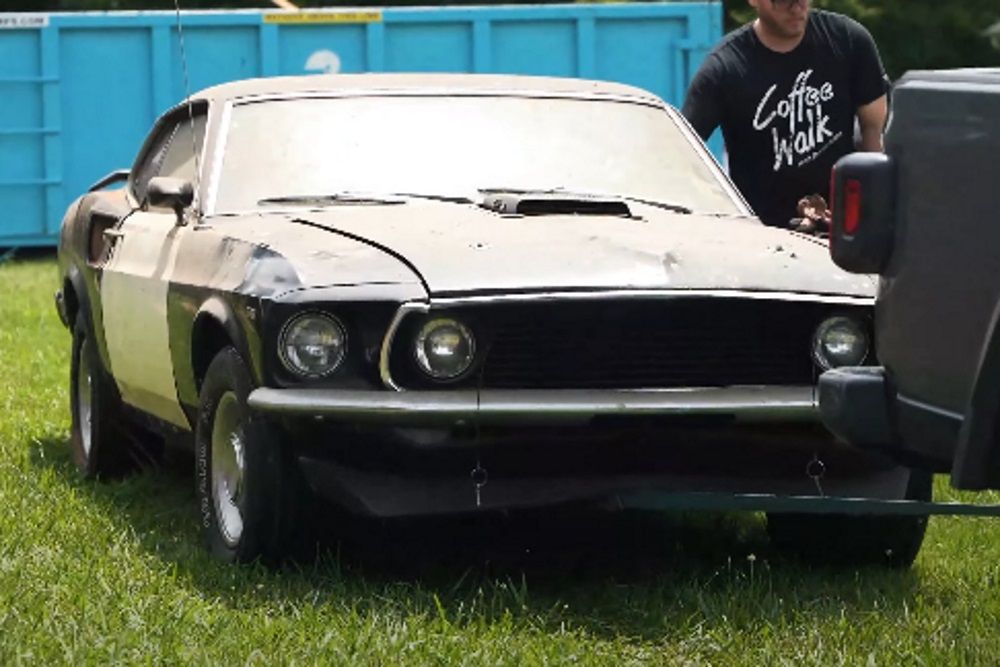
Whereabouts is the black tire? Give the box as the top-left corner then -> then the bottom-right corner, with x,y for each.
69,314 -> 130,478
767,470 -> 933,568
195,347 -> 301,564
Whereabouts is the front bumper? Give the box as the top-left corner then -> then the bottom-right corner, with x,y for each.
247,383 -> 920,517
247,385 -> 819,426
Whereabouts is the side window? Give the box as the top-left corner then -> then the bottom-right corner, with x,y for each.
131,124 -> 175,203
131,108 -> 207,203
159,113 -> 207,182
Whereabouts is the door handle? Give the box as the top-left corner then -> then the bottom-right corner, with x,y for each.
103,228 -> 125,241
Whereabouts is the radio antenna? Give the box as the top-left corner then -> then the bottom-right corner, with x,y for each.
173,0 -> 202,208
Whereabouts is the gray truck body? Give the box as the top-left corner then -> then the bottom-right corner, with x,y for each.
820,68 -> 1000,489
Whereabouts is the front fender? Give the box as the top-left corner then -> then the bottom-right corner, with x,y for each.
172,293 -> 260,412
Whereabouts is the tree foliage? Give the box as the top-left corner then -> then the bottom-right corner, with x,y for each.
723,0 -> 999,80
5,0 -> 999,79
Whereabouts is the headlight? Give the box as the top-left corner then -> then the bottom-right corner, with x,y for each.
414,318 -> 476,380
279,313 -> 347,378
812,316 -> 870,370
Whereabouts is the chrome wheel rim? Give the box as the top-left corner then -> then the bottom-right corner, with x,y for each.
77,337 -> 93,457
211,392 -> 246,547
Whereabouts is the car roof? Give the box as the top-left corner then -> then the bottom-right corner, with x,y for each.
191,72 -> 664,104
897,67 -> 1000,86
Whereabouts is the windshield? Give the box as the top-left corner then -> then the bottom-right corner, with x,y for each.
213,95 -> 742,216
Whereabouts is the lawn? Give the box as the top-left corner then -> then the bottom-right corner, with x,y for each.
1,254 -> 998,665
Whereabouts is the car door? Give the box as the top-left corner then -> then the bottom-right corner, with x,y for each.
101,108 -> 207,429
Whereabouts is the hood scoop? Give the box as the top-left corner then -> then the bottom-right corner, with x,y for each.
481,192 -> 632,217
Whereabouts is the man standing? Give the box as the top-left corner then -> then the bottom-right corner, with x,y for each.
682,0 -> 888,228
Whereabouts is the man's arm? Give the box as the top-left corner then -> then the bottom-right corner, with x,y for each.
847,16 -> 890,152
857,94 -> 888,152
681,54 -> 725,142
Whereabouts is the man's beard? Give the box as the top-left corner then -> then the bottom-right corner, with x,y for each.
759,13 -> 808,40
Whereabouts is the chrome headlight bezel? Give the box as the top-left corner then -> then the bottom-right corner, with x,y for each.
812,315 -> 870,370
413,317 -> 477,381
278,311 -> 348,379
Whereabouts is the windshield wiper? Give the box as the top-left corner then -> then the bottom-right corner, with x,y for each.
258,191 -> 475,207
258,193 -> 406,207
390,192 -> 474,204
478,187 -> 692,215
615,195 -> 692,215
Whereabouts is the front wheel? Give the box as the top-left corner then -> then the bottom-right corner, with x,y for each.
767,470 -> 933,568
195,347 -> 300,564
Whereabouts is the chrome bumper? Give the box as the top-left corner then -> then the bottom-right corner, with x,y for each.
247,386 -> 818,425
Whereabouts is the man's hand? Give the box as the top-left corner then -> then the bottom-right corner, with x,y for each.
790,194 -> 832,234
857,94 -> 888,152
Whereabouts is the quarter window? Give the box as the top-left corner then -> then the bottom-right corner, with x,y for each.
131,108 -> 207,203
160,114 -> 207,182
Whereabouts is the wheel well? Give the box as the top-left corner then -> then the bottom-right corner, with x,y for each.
63,278 -> 80,328
965,329 -> 1000,488
192,316 -> 233,394
951,300 -> 1000,490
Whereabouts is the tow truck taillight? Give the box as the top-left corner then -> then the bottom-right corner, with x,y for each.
830,153 -> 897,275
843,179 -> 862,235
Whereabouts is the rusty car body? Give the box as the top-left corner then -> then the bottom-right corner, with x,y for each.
56,73 -> 929,565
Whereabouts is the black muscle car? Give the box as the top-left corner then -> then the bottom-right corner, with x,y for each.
57,73 -> 928,566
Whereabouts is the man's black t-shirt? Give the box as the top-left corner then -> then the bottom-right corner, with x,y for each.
682,11 -> 888,228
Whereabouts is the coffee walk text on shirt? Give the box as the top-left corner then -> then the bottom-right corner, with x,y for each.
753,69 -> 843,173
682,10 -> 888,227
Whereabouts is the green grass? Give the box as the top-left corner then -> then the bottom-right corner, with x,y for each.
1,254 -> 999,665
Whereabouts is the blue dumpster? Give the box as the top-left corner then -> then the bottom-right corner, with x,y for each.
0,3 -> 723,247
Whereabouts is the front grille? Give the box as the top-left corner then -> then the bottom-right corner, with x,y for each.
389,298 -> 869,390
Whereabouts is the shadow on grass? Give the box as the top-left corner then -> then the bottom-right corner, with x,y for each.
29,434 -> 922,640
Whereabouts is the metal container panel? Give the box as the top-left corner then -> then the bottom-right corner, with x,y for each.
0,4 -> 723,247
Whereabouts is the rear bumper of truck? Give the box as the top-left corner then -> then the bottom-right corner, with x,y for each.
817,367 -> 896,448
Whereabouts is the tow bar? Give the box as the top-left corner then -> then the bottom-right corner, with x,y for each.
624,492 -> 1000,517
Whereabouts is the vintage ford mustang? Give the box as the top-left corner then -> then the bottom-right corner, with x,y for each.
56,74 -> 929,566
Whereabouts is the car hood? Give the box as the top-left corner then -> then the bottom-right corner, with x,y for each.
276,201 -> 874,299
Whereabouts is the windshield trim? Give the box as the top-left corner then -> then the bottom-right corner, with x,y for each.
230,87 -> 665,106
206,93 -> 751,218
670,108 -> 753,217
204,100 -> 232,217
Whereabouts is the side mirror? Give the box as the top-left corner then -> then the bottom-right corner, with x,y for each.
829,152 -> 896,274
147,176 -> 194,216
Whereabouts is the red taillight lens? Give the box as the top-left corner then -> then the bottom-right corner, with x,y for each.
828,152 -> 895,273
844,179 -> 862,235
